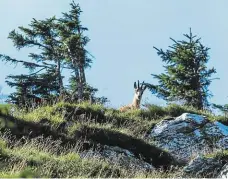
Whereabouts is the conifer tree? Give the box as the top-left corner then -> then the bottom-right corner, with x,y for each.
68,76 -> 108,104
7,17 -> 64,94
56,1 -> 93,102
0,17 -> 64,106
145,29 -> 217,110
0,1 -> 105,106
5,70 -> 59,106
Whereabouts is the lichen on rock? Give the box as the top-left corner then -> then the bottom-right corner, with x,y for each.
80,145 -> 154,171
148,113 -> 228,162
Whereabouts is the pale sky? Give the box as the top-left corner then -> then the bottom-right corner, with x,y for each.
0,1 -> 228,108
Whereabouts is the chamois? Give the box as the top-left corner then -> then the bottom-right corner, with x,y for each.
119,80 -> 147,112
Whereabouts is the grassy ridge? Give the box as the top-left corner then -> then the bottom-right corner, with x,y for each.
0,102 -> 227,177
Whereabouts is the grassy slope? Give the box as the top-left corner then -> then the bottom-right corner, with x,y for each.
0,102 -> 227,177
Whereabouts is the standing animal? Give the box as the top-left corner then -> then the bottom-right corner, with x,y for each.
119,80 -> 147,112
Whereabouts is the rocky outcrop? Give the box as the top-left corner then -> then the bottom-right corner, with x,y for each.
148,113 -> 228,162
3,106 -> 228,176
75,126 -> 177,168
80,145 -> 154,171
218,163 -> 228,178
183,156 -> 224,177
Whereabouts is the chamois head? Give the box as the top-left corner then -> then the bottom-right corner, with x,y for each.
133,80 -> 147,101
119,80 -> 147,112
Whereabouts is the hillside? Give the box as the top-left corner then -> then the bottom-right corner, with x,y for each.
0,102 -> 228,178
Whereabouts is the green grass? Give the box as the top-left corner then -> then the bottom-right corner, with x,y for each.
0,101 -> 227,177
15,105 -> 64,126
0,135 -> 161,178
12,102 -> 154,138
0,104 -> 11,115
11,101 -> 228,138
205,150 -> 228,161
0,136 -> 123,178
0,167 -> 39,178
142,103 -> 212,118
0,134 -> 183,178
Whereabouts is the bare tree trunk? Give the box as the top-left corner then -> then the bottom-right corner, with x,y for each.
77,80 -> 83,102
76,28 -> 86,103
71,65 -> 84,103
63,40 -> 87,103
78,64 -> 86,102
81,67 -> 86,84
76,67 -> 83,102
56,59 -> 64,95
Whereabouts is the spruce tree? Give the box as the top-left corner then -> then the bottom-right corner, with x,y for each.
5,70 -> 59,106
0,1 -> 105,106
56,1 -> 92,102
68,76 -> 108,104
145,29 -> 217,110
7,17 -> 65,94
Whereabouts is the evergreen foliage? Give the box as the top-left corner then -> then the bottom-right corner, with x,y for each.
68,76 -> 108,104
145,29 -> 217,110
5,71 -> 59,106
0,1 -> 106,106
56,1 -> 93,101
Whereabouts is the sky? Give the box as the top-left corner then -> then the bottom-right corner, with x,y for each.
0,0 -> 228,108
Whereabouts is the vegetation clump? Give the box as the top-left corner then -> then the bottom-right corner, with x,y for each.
0,0 -> 227,178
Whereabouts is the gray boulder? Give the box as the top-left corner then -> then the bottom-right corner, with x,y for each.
183,156 -> 224,177
149,113 -> 228,162
80,145 -> 154,171
218,163 -> 228,178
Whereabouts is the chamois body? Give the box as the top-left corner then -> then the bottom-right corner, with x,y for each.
119,80 -> 146,112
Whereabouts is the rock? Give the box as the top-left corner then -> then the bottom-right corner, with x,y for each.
149,113 -> 228,162
80,145 -> 154,171
183,156 -> 224,177
218,163 -> 228,178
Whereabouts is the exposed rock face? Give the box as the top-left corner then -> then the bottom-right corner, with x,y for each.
80,145 -> 154,171
183,156 -> 224,177
149,113 -> 228,162
218,163 -> 228,178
